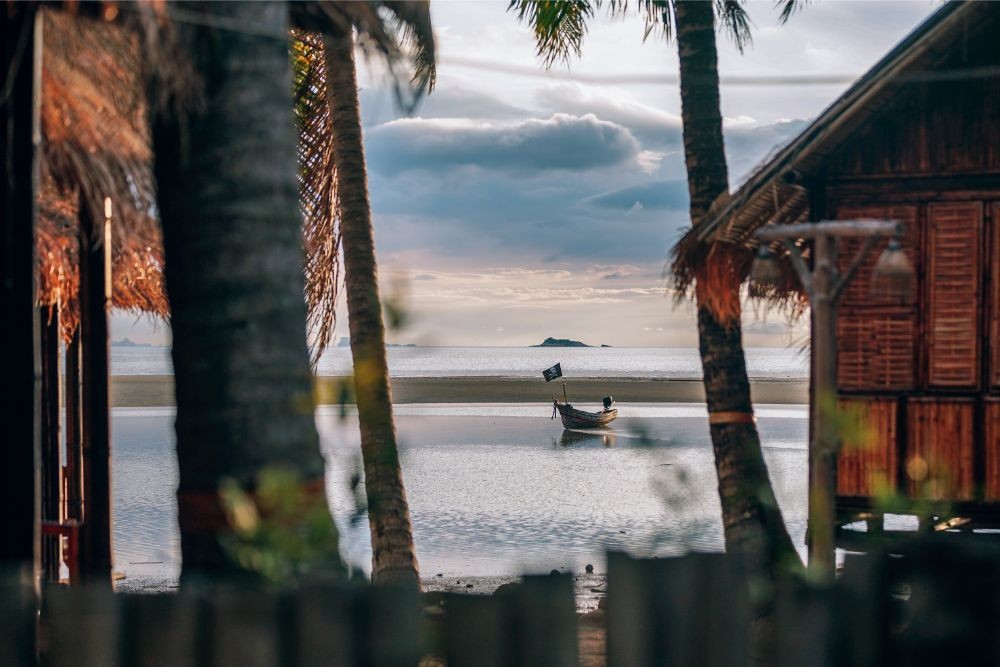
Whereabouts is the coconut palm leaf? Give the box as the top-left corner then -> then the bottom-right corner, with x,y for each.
509,0 -> 595,67
292,2 -> 437,365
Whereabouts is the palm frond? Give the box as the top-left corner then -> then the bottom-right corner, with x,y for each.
775,0 -> 807,25
715,0 -> 753,53
292,31 -> 342,367
509,0 -> 595,68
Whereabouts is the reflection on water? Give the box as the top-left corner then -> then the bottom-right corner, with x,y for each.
111,403 -> 811,584
557,428 -> 616,448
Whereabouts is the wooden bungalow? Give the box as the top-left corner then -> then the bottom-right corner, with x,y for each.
2,5 -> 168,583
672,1 -> 1000,542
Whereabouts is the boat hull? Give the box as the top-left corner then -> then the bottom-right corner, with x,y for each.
556,403 -> 617,429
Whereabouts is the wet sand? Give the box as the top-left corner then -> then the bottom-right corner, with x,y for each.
112,375 -> 808,407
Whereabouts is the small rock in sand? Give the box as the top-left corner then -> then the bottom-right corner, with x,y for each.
585,563 -> 594,573
550,569 -> 560,576
465,583 -> 473,589
436,573 -> 443,577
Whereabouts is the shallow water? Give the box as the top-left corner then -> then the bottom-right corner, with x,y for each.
112,403 -> 809,584
111,346 -> 809,379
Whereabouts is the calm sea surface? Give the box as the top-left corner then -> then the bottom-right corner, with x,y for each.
112,346 -> 809,378
112,403 -> 815,586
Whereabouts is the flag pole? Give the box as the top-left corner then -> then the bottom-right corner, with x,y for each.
562,381 -> 568,404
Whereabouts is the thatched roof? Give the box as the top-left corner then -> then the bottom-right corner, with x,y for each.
38,8 -> 168,340
670,0 -> 992,322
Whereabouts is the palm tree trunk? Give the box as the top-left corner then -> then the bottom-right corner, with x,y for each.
323,28 -> 420,586
151,2 -> 339,577
674,0 -> 800,657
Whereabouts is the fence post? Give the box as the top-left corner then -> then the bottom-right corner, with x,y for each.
119,591 -> 204,667
507,574 -> 577,667
209,585 -> 280,667
444,592 -> 506,667
0,569 -> 35,667
364,584 -> 421,667
44,584 -> 120,666
606,551 -> 654,667
294,582 -> 361,667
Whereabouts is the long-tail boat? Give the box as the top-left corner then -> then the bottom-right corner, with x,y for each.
542,361 -> 618,428
553,399 -> 618,429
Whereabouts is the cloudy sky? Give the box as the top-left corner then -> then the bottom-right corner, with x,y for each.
115,0 -> 940,348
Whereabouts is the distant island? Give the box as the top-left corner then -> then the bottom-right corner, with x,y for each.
533,337 -> 608,348
111,338 -> 155,348
336,336 -> 416,348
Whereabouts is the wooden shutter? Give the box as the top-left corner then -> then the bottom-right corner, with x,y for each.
926,202 -> 982,388
990,202 -> 1000,388
834,204 -> 918,390
836,397 -> 898,498
906,398 -> 975,501
837,205 -> 919,308
984,398 -> 1000,501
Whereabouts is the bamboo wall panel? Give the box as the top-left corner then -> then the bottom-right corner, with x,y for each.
837,307 -> 914,391
826,56 -> 1000,178
835,205 -> 919,308
836,397 -> 898,497
906,399 -> 974,501
990,203 -> 1000,388
926,202 -> 982,388
984,398 -> 1000,501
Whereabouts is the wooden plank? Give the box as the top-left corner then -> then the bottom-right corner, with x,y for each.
989,202 -> 1000,388
906,398 -> 975,500
0,569 -> 36,667
775,578 -> 834,667
982,398 -> 1000,501
444,592 -> 506,667
119,593 -> 203,667
836,397 -> 898,497
78,202 -> 113,583
507,574 -> 577,667
295,583 -> 359,667
41,308 -> 61,581
210,587 -> 280,667
45,585 -> 120,667
365,584 -> 421,667
926,201 -> 982,388
836,553 -> 889,667
0,2 -> 41,570
606,552 -> 655,667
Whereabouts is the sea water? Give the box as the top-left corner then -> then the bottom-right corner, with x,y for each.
112,345 -> 809,378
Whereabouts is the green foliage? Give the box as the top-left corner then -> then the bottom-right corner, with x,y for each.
511,0 -> 806,63
219,466 -> 348,584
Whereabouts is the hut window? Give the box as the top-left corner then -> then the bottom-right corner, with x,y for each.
926,202 -> 982,389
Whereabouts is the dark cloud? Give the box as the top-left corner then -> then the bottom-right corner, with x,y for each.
582,180 -> 689,211
365,113 -> 641,175
360,85 -> 530,127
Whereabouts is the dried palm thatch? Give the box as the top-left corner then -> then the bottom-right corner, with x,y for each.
35,3 -> 435,355
669,1 -> 981,325
38,8 -> 167,341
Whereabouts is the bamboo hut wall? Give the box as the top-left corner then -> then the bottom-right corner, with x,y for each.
833,204 -> 919,393
983,398 -> 1000,502
989,203 -> 1000,389
826,39 -> 1000,180
836,397 -> 898,498
905,398 -> 975,501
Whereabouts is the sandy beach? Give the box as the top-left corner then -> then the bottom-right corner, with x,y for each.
111,375 -> 808,407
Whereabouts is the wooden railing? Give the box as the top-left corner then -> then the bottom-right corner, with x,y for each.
3,541 -> 1000,666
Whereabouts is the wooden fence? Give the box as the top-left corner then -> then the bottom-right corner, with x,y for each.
3,541 -> 1000,666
